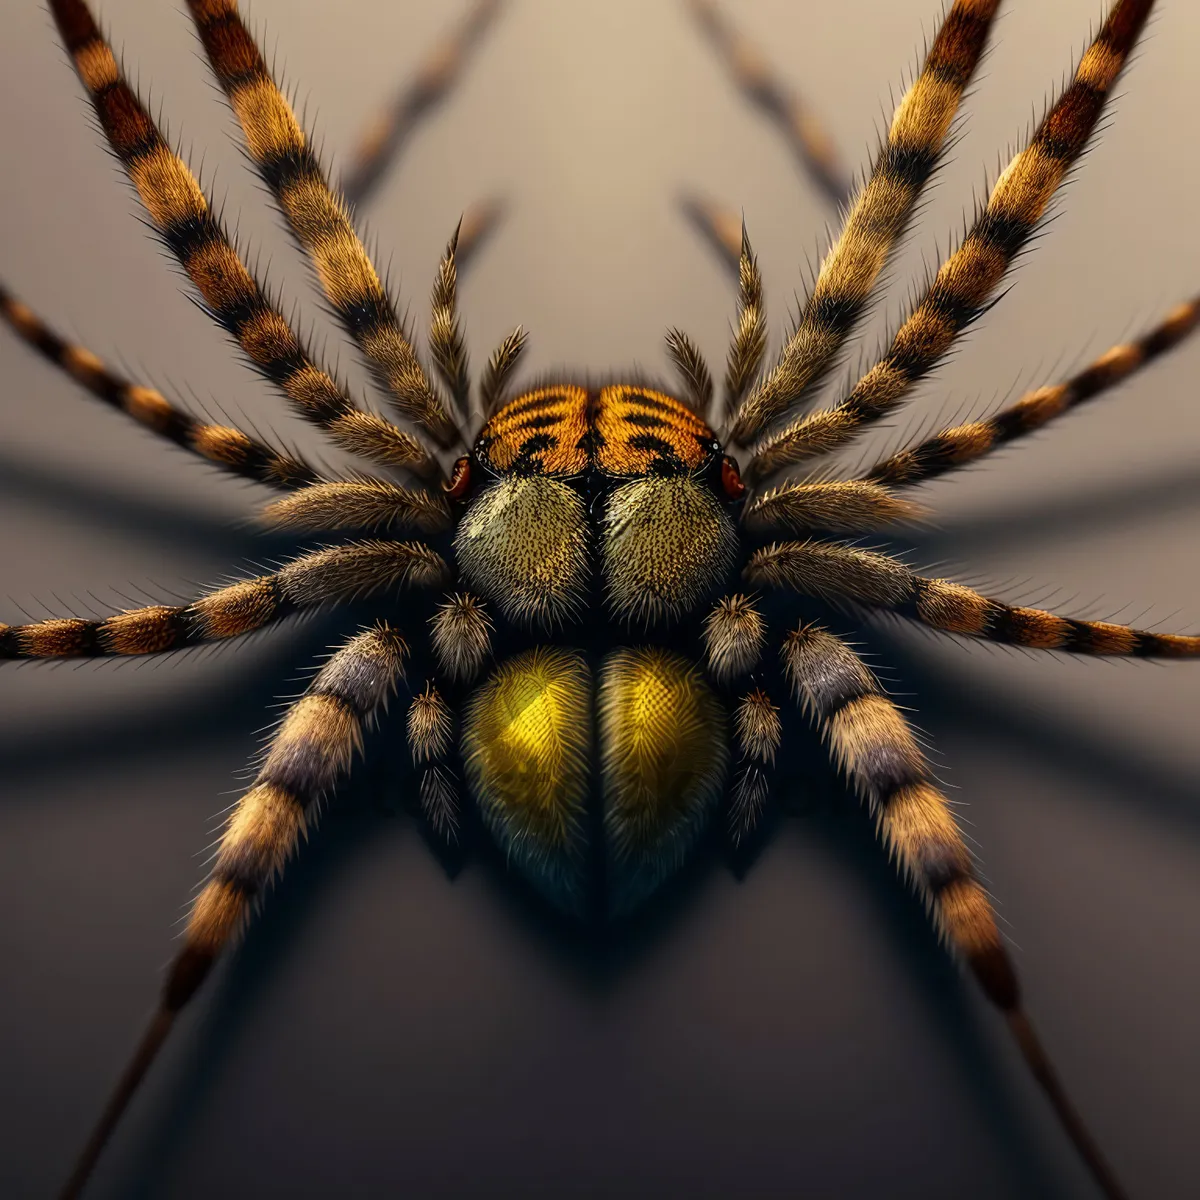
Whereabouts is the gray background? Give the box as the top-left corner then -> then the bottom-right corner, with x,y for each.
2,1 -> 1199,1196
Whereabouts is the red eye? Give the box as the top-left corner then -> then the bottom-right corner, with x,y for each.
721,455 -> 745,500
445,456 -> 471,500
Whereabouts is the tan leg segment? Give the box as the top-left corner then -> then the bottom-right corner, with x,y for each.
865,295 -> 1200,486
0,283 -> 317,489
1,540 -> 447,660
748,0 -> 1155,476
743,479 -> 926,535
48,0 -> 436,476
185,0 -> 459,447
782,624 -> 1014,1001
781,624 -> 1129,1200
747,538 -> 1200,658
56,624 -> 408,1200
259,479 -> 451,535
728,0 -> 1002,443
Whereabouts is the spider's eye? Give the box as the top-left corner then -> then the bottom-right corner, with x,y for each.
445,456 -> 472,500
720,455 -> 745,500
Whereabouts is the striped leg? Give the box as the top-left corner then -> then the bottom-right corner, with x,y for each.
48,0 -> 435,477
783,623 -> 1128,1200
56,623 -> 408,1200
688,0 -> 850,209
340,0 -> 502,210
0,541 -> 446,660
864,296 -> 1200,487
747,539 -> 1200,657
728,0 -> 1001,444
682,0 -> 851,275
186,0 -> 459,447
0,282 -> 317,489
748,0 -> 1155,478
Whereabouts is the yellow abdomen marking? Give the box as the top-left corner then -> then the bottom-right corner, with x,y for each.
463,648 -> 591,850
599,647 -> 726,849
599,647 -> 727,914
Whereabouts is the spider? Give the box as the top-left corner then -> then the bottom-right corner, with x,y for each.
1,0 -> 1198,1196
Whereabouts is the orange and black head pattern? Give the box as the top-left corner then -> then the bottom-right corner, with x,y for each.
475,383 -> 718,478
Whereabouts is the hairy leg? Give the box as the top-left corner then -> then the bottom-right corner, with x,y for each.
1,541 -> 446,660
728,0 -> 1001,444
49,0 -> 435,476
784,623 -> 1129,1200
186,0 -> 460,447
864,296 -> 1200,487
56,623 -> 408,1200
748,539 -> 1200,657
0,282 -> 317,489
747,0 -> 1155,478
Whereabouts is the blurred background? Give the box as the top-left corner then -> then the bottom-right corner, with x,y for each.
1,1 -> 1198,1196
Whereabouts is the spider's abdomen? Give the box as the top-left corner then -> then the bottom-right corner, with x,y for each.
462,645 -> 727,918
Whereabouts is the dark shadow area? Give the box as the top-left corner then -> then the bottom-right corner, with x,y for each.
897,460 -> 1200,562
111,647 -> 1065,1199
0,447 -> 295,563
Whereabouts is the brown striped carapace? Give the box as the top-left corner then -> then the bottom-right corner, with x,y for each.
476,384 -> 718,477
2,1 -> 1194,1198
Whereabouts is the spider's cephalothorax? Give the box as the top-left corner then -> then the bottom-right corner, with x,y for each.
462,383 -> 738,625
4,1 -> 1195,1197
452,383 -> 744,915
